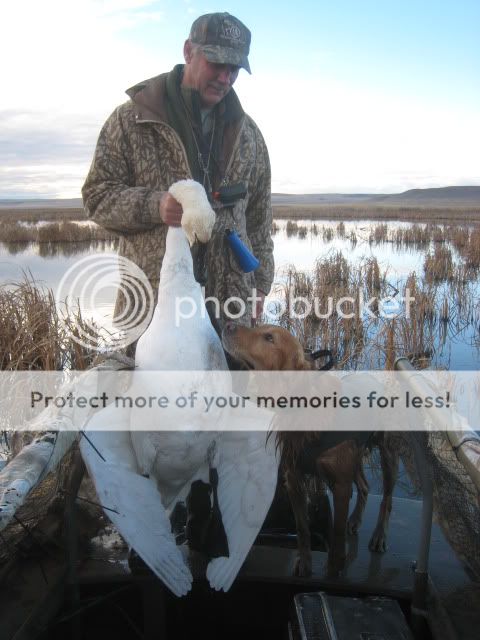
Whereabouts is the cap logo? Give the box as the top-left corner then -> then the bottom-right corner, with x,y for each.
221,22 -> 242,42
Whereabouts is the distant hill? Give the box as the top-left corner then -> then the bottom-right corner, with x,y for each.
271,193 -> 375,205
366,186 -> 480,207
1,186 -> 479,210
0,198 -> 83,209
272,186 -> 480,207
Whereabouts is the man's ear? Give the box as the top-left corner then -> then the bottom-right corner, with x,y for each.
184,40 -> 193,64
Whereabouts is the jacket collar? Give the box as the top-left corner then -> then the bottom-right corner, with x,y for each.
126,72 -> 170,123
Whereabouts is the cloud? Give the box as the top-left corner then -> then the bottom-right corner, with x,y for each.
0,109 -> 101,197
0,166 -> 89,198
0,1 -> 170,197
237,72 -> 480,193
0,110 -> 98,164
1,2 -> 479,196
1,1 -> 168,113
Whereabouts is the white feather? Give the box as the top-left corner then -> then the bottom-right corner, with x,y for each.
80,404 -> 192,597
168,179 -> 215,245
206,427 -> 278,591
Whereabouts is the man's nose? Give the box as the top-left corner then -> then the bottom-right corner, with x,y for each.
217,66 -> 236,84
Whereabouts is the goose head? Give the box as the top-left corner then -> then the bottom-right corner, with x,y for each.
169,180 -> 216,245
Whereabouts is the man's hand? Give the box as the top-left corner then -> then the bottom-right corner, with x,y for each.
160,192 -> 183,226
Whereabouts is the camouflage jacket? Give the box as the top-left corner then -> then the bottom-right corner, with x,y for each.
82,69 -> 274,329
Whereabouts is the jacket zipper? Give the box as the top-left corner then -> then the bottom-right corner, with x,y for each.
136,115 -> 247,187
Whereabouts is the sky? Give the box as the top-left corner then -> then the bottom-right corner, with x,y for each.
1,0 -> 479,198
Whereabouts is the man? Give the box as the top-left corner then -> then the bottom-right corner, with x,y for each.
82,12 -> 274,340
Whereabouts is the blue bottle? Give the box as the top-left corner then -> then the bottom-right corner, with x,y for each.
226,229 -> 260,273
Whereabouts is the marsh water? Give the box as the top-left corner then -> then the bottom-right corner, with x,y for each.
1,218 -> 479,369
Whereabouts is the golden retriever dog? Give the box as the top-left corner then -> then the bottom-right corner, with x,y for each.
221,322 -> 398,576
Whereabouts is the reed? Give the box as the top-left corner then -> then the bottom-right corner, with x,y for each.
36,239 -> 118,258
364,257 -> 382,297
272,204 -> 480,223
264,220 -> 476,258
430,225 -> 447,243
271,252 -> 479,370
440,297 -> 450,323
298,226 -> 308,239
424,246 -> 454,283
0,222 -> 33,243
462,228 -> 480,269
369,223 -> 389,244
0,208 -> 84,223
384,321 -> 396,370
285,220 -> 299,237
322,226 -> 334,242
313,251 -> 351,290
393,225 -> 430,247
450,227 -> 470,252
0,277 -> 97,371
0,220 -> 117,243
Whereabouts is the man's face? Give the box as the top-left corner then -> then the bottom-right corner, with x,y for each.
182,40 -> 240,108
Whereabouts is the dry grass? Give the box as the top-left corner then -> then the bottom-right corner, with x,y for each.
285,220 -> 309,237
0,208 -> 85,223
0,220 -> 117,243
364,257 -> 382,296
336,221 -> 346,238
369,223 -> 389,244
424,246 -> 455,283
275,253 -> 368,367
273,204 -> 480,223
269,249 -> 479,370
322,226 -> 334,242
272,221 -> 480,294
0,277 -> 97,371
462,228 -> 480,269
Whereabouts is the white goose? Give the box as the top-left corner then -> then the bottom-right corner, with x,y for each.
81,180 -> 278,597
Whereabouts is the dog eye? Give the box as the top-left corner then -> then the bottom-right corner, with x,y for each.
264,333 -> 274,343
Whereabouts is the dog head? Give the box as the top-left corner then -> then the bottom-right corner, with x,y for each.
222,322 -> 312,371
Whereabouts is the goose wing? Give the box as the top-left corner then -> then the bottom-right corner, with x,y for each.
80,404 -> 192,597
207,407 -> 278,591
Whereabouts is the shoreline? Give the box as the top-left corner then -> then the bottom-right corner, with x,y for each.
272,204 -> 480,223
0,204 -> 479,225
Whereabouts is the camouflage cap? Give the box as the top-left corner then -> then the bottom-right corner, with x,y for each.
189,12 -> 251,74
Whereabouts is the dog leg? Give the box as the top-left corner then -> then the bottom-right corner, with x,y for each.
369,435 -> 399,552
347,461 -> 369,534
285,469 -> 312,577
308,477 -> 332,550
329,480 -> 352,575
